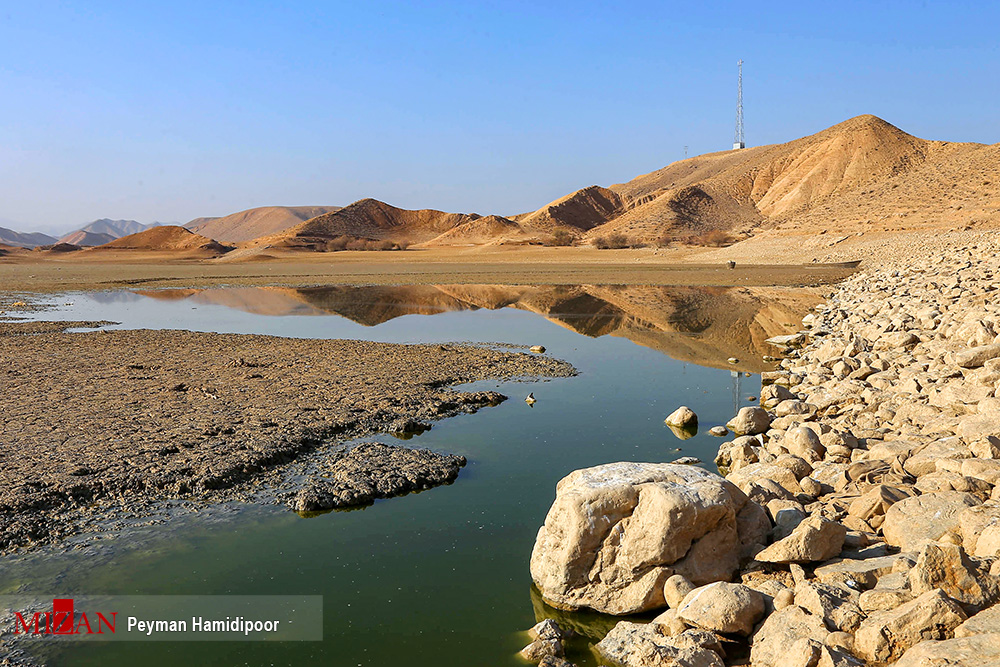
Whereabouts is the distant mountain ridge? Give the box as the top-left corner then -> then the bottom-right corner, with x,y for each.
0,227 -> 57,248
185,206 -> 341,243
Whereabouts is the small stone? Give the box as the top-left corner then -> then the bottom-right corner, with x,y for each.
664,574 -> 696,609
677,582 -> 765,636
530,345 -> 546,353
727,407 -> 772,435
665,406 -> 698,428
755,516 -> 848,564
708,426 -> 728,437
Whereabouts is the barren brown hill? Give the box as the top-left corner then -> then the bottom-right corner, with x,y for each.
257,199 -> 481,249
485,114 -> 997,246
581,115 -> 937,242
421,215 -> 523,246
59,230 -> 116,246
514,185 -> 625,234
186,206 -> 341,243
90,226 -> 233,255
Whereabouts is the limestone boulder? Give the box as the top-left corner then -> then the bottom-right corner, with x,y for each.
854,589 -> 967,663
959,501 -> 1000,555
749,606 -> 830,667
894,633 -> 1000,667
794,581 -> 866,633
676,582 -> 765,636
594,622 -> 724,667
955,602 -> 1000,637
727,407 -> 772,436
783,427 -> 826,463
882,492 -> 982,551
663,575 -> 695,610
755,517 -> 847,564
529,463 -> 768,614
908,543 -> 1000,611
726,463 -> 803,496
665,406 -> 698,428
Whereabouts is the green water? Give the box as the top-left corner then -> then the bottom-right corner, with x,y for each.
5,286 -> 768,666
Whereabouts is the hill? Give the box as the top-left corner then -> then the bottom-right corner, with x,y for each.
258,199 -> 480,249
58,230 -> 116,246
185,206 -> 341,243
0,227 -> 57,248
91,226 -> 232,255
510,114 -> 1000,245
514,186 -> 625,234
421,215 -> 523,246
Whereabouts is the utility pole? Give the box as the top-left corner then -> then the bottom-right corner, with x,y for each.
733,59 -> 745,150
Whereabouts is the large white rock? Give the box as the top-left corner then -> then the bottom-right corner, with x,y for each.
529,462 -> 769,615
882,491 -> 982,551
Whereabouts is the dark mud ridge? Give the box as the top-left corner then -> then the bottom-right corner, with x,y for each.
0,320 -> 575,553
291,442 -> 467,512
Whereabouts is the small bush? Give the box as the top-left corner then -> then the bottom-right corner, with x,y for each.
592,233 -> 632,249
325,236 -> 406,252
696,230 -> 735,247
546,229 -> 575,246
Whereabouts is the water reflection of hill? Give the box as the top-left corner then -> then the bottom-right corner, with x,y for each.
136,284 -> 819,371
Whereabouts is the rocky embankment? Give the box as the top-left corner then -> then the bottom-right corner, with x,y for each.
525,238 -> 1000,666
0,319 -> 575,552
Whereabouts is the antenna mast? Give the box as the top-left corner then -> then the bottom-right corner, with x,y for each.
733,59 -> 745,150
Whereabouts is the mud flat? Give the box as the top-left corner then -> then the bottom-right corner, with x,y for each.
526,230 -> 1000,666
0,245 -> 857,292
0,316 -> 574,553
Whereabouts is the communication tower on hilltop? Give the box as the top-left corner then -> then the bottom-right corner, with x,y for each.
733,59 -> 745,150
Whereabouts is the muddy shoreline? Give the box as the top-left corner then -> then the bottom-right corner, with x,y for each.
0,316 -> 574,554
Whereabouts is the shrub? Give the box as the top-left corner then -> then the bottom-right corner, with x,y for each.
546,229 -> 576,246
696,230 -> 735,247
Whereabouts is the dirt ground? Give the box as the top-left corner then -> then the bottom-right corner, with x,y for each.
0,244 -> 857,292
0,319 -> 573,553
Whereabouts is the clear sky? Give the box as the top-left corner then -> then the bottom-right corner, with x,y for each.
2,1 -> 999,234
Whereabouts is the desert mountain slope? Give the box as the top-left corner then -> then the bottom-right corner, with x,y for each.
90,226 -> 232,255
0,227 -> 57,248
186,206 -> 341,243
584,115 -> 947,242
257,199 -> 481,248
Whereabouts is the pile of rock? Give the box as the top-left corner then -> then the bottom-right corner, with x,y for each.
526,237 -> 1000,666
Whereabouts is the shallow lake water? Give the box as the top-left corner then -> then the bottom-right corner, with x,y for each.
4,284 -> 800,666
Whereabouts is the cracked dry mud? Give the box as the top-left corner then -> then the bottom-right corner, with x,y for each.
0,320 -> 575,553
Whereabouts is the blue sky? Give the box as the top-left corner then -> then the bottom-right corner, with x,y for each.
1,1 -> 998,233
